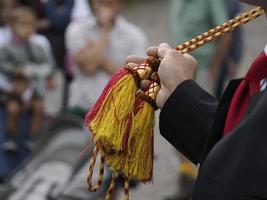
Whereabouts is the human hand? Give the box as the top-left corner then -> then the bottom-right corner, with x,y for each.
75,42 -> 102,75
126,55 -> 151,90
101,58 -> 118,75
36,19 -> 51,30
147,43 -> 197,108
80,62 -> 99,76
126,43 -> 197,108
46,76 -> 57,90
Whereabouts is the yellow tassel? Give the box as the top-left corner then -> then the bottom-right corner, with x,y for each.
89,74 -> 137,153
126,101 -> 155,181
104,115 -> 134,174
105,151 -> 127,172
103,100 -> 155,182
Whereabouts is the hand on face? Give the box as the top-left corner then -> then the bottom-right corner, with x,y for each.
126,43 -> 198,108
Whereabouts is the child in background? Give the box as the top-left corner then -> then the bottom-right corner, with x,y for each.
0,0 -> 18,47
0,0 -> 55,65
0,7 -> 54,152
66,0 -> 147,117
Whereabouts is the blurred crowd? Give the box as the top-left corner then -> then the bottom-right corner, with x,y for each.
0,0 -> 147,153
0,0 -> 244,199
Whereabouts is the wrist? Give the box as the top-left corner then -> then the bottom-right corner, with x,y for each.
157,79 -> 192,108
156,87 -> 175,109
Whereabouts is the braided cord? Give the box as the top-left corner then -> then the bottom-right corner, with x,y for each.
104,172 -> 119,200
142,7 -> 264,108
177,7 -> 264,54
87,146 -> 106,192
124,177 -> 130,200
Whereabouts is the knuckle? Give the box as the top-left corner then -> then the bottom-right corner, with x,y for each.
159,42 -> 169,47
127,62 -> 137,68
159,43 -> 171,52
169,49 -> 180,56
185,54 -> 197,65
167,50 -> 182,60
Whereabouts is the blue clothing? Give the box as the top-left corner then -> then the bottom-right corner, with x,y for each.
43,0 -> 74,30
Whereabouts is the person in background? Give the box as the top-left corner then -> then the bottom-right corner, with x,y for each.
0,0 -> 19,47
19,0 -> 74,69
66,0 -> 147,118
167,0 -> 232,199
38,0 -> 74,71
66,0 -> 147,198
71,0 -> 92,22
0,0 -> 55,67
214,0 -> 244,99
0,7 -> 55,152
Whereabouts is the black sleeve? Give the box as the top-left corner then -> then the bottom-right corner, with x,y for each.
159,80 -> 218,165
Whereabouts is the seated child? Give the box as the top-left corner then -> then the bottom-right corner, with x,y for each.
0,7 -> 54,152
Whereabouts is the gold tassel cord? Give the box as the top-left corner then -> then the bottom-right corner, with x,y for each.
88,57 -> 160,155
89,74 -> 137,153
144,7 -> 265,108
125,100 -> 155,181
104,172 -> 119,200
175,7 -> 263,52
124,177 -> 130,200
87,146 -> 105,192
177,7 -> 264,54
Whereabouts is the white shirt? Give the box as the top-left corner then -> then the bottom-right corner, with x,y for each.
0,26 -> 11,47
0,26 -> 55,67
66,16 -> 147,66
259,44 -> 267,91
0,26 -> 55,101
66,16 -> 147,110
71,0 -> 92,22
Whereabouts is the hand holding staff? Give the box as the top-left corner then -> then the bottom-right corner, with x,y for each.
86,7 -> 265,200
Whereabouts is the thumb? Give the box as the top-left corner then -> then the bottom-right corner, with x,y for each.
158,43 -> 172,59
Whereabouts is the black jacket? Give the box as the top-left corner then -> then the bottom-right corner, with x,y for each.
160,79 -> 267,200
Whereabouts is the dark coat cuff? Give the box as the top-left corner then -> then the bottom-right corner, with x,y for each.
159,80 -> 218,164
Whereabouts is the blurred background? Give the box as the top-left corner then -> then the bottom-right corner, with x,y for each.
0,0 -> 266,200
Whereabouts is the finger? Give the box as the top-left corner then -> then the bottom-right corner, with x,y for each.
140,80 -> 151,91
183,53 -> 198,66
126,55 -> 146,64
158,43 -> 172,59
183,53 -> 195,61
155,89 -> 167,109
126,62 -> 138,69
146,46 -> 158,57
